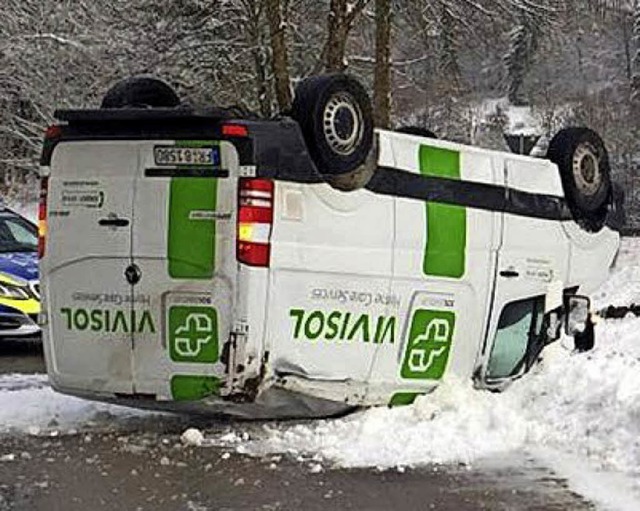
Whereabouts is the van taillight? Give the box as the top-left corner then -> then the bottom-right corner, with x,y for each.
237,178 -> 273,267
38,176 -> 49,259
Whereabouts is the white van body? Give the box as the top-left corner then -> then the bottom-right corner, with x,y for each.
39,112 -> 619,418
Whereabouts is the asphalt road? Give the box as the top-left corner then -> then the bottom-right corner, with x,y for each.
0,342 -> 593,511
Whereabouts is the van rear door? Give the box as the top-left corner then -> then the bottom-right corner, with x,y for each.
43,142 -> 136,394
130,140 -> 237,401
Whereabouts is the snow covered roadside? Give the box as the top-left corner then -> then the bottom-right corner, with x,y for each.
0,374 -> 151,435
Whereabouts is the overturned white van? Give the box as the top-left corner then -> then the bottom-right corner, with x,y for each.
39,74 -> 621,418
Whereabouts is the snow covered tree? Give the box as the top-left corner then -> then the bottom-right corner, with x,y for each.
323,0 -> 370,72
504,13 -> 540,106
632,0 -> 640,107
266,0 -> 293,111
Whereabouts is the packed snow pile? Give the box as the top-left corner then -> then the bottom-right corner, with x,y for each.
0,374 -> 149,435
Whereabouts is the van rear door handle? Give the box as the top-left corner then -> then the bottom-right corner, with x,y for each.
500,269 -> 520,278
98,216 -> 130,228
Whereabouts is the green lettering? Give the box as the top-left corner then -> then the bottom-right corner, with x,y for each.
74,309 -> 89,331
374,316 -> 396,344
305,311 -> 325,340
90,310 -> 104,332
289,309 -> 305,340
60,308 -> 73,330
138,311 -> 156,334
112,310 -> 129,333
347,314 -> 370,343
325,311 -> 341,340
339,312 -> 351,340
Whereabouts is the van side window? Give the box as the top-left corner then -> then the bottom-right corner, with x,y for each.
487,297 -> 545,379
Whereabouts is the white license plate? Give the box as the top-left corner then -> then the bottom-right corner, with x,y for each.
154,146 -> 220,166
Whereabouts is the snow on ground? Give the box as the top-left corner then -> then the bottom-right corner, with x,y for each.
0,374 -> 151,435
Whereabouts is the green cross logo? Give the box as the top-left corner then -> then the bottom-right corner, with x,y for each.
401,309 -> 455,380
168,306 -> 219,363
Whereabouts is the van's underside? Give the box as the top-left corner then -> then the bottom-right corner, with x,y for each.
53,382 -> 356,419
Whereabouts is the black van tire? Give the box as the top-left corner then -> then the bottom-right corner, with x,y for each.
396,126 -> 437,138
101,77 -> 180,109
547,127 -> 611,231
291,74 -> 374,189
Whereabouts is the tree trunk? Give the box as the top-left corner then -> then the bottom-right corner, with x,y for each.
322,0 -> 370,73
439,6 -> 462,94
504,13 -> 539,106
632,1 -> 640,108
242,0 -> 273,117
373,0 -> 392,128
265,0 -> 292,112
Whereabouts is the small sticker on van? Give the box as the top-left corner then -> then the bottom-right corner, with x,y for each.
401,310 -> 455,380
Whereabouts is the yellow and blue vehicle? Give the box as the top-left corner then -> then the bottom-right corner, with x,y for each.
0,207 -> 40,341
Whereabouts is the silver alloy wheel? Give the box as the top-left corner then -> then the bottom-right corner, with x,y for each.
322,92 -> 364,156
572,143 -> 602,196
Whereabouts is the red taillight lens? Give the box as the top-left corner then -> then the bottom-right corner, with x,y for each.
38,177 -> 49,259
44,125 -> 62,140
223,123 -> 248,138
237,178 -> 273,267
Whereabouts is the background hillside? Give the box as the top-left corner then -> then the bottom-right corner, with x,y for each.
1,0 -> 638,223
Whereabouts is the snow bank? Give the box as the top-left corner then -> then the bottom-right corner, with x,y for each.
0,374 -> 149,434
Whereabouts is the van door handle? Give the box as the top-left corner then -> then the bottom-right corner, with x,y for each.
499,269 -> 520,278
98,217 -> 130,228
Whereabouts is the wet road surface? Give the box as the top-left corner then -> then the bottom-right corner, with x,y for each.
0,342 -> 593,511
0,341 -> 45,375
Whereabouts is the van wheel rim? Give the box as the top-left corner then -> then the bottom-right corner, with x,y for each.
323,93 -> 363,156
572,143 -> 602,196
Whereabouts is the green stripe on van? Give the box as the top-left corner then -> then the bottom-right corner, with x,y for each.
419,146 -> 466,279
168,141 -> 219,279
170,375 -> 221,401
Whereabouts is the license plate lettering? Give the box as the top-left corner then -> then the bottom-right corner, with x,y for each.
154,146 -> 220,166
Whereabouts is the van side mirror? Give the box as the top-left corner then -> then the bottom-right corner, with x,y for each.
565,295 -> 591,336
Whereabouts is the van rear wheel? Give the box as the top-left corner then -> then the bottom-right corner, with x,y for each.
101,77 -> 180,109
291,74 -> 375,191
547,127 -> 611,232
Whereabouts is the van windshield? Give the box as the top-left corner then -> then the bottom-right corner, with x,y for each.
0,213 -> 37,253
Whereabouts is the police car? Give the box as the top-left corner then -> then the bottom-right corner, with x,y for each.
39,75 -> 620,418
0,203 -> 40,341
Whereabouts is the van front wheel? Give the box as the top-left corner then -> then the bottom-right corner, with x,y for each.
291,74 -> 374,191
547,127 -> 611,231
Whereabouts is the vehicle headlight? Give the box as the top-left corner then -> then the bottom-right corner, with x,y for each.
0,282 -> 29,300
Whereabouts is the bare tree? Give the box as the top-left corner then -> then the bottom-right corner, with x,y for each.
373,0 -> 392,127
632,0 -> 640,107
265,0 -> 293,111
323,0 -> 370,72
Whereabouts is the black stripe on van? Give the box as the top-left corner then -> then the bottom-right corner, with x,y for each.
367,166 -> 573,221
145,168 -> 230,178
